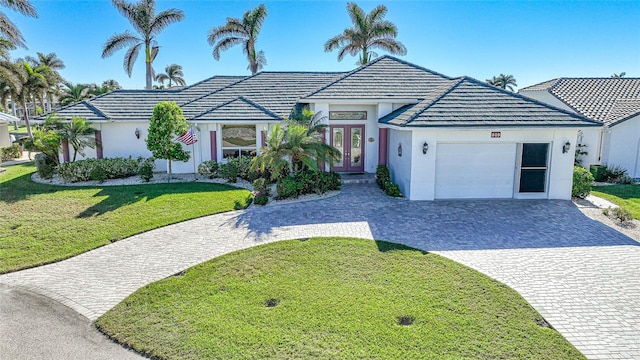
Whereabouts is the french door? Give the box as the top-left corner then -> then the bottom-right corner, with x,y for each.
330,125 -> 365,172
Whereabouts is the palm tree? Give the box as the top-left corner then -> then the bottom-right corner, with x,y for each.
59,82 -> 92,106
0,0 -> 38,49
154,63 -> 186,87
26,52 -> 65,111
611,72 -> 626,78
486,74 -> 517,92
207,4 -> 268,75
101,79 -> 121,92
324,3 -> 406,66
101,0 -> 184,90
0,60 -> 48,137
60,116 -> 96,161
0,79 -> 12,112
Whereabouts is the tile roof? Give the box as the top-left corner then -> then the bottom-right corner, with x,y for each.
192,96 -> 281,121
380,77 -> 600,128
0,112 -> 20,123
302,55 -> 452,100
520,78 -> 640,126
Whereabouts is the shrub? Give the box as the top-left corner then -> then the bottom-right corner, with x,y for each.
602,164 -> 632,184
219,161 -> 239,183
197,160 -> 219,179
612,207 -> 633,224
384,181 -> 402,197
276,176 -> 305,199
1,144 -> 22,161
57,157 -> 141,183
254,194 -> 269,206
253,177 -> 270,196
572,166 -> 594,199
34,153 -> 56,179
376,165 -> 391,186
226,156 -> 253,180
138,157 -> 155,182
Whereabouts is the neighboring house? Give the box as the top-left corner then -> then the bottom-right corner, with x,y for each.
520,78 -> 640,178
40,56 -> 598,200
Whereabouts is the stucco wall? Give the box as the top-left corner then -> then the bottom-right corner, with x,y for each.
387,128 -> 413,198
604,116 -> 640,178
0,122 -> 10,147
404,128 -> 578,200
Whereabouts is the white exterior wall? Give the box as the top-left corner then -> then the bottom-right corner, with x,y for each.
387,128 -> 413,198
0,122 -> 10,147
402,128 -> 578,201
327,104 -> 379,173
603,116 -> 640,178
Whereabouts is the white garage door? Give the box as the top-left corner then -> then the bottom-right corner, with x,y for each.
435,143 -> 517,199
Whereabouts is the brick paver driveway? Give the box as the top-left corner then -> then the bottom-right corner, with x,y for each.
1,184 -> 638,359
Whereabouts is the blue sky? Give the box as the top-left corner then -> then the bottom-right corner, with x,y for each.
9,0 -> 640,90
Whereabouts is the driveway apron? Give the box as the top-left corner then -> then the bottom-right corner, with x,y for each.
1,184 -> 638,359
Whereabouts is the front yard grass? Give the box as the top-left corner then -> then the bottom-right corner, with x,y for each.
97,238 -> 584,360
0,164 -> 252,273
592,184 -> 640,219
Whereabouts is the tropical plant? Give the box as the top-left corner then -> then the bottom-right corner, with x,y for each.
0,60 -> 48,137
59,82 -> 92,106
25,52 -> 65,112
324,2 -> 407,66
611,72 -> 626,78
102,0 -> 184,90
60,116 -> 97,161
0,0 -> 38,49
486,74 -> 518,92
207,4 -> 268,75
101,79 -> 122,92
23,127 -> 61,165
253,122 -> 341,182
146,101 -> 190,180
154,63 -> 186,87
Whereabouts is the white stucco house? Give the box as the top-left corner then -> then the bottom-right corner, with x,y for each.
0,112 -> 18,148
41,56 -> 599,200
520,78 -> 640,178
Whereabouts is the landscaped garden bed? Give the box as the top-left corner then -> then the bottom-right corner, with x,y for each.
0,163 -> 252,273
96,237 -> 584,360
592,184 -> 640,220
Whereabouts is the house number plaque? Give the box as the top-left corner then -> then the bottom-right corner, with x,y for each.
491,131 -> 501,138
329,111 -> 367,120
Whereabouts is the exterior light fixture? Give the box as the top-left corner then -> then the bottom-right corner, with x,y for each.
397,143 -> 402,157
135,128 -> 140,139
562,141 -> 571,154
422,141 -> 429,154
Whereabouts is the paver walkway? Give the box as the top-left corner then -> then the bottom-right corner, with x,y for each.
1,184 -> 638,359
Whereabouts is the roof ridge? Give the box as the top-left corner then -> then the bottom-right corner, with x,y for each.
519,78 -> 562,92
82,100 -> 111,119
179,74 -> 256,107
190,96 -> 281,121
463,76 -> 600,125
178,75 -> 246,92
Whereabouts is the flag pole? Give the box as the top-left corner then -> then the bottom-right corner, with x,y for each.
192,126 -> 197,181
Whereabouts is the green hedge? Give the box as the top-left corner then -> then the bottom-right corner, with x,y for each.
57,157 -> 153,183
1,144 -> 22,161
376,165 -> 402,197
276,170 -> 341,199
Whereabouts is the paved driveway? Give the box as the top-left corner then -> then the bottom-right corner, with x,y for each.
1,184 -> 638,359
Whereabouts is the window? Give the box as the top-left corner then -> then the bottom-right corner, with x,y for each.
222,125 -> 256,158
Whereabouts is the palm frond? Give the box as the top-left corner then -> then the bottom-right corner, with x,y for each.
0,0 -> 37,17
369,38 -> 407,56
0,12 -> 26,47
346,2 -> 366,33
212,36 -> 244,60
324,34 -> 346,52
150,8 -> 184,35
207,23 -> 247,45
123,42 -> 142,76
102,31 -> 141,58
367,4 -> 387,23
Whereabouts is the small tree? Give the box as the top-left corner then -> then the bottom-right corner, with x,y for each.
61,116 -> 97,161
146,101 -> 190,181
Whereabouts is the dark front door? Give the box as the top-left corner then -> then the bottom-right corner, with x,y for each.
330,125 -> 365,172
519,143 -> 549,193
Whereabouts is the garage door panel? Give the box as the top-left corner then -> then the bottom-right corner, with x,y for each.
435,143 -> 516,199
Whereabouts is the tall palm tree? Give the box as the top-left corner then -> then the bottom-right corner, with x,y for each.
0,0 -> 38,48
59,82 -> 92,106
611,72 -> 626,78
0,79 -> 12,112
0,60 -> 47,137
486,74 -> 517,92
101,0 -> 184,90
207,4 -> 268,75
26,52 -> 65,111
154,63 -> 186,87
324,3 -> 406,66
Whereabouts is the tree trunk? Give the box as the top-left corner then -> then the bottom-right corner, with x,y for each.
168,159 -> 172,182
145,44 -> 152,90
22,100 -> 32,138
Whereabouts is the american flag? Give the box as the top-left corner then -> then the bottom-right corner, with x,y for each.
177,126 -> 198,145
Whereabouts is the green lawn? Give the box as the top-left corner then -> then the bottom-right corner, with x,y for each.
592,184 -> 640,219
97,238 -> 584,360
8,125 -> 27,134
0,164 -> 252,273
